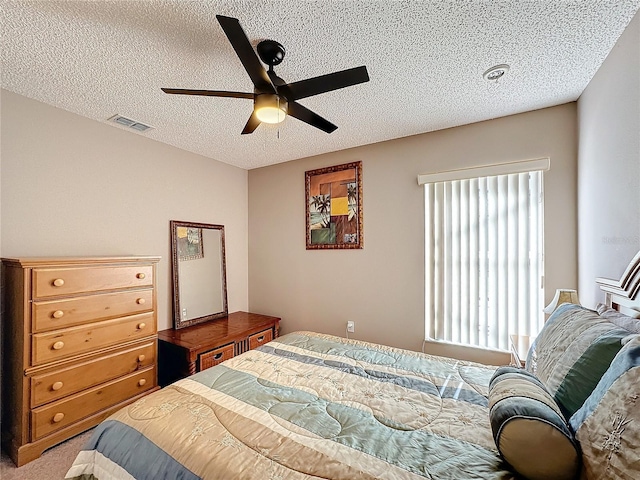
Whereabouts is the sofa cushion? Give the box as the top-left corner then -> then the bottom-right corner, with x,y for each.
488,367 -> 580,480
569,336 -> 640,479
525,303 -> 629,418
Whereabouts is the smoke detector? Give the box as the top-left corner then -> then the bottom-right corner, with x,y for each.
483,64 -> 510,81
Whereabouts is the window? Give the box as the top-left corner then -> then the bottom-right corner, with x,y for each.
419,159 -> 548,351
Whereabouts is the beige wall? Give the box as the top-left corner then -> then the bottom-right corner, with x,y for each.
0,90 -> 249,331
1,8 -> 637,364
248,103 -> 578,354
577,10 -> 640,307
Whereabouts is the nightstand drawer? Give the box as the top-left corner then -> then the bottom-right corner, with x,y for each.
32,312 -> 155,366
32,289 -> 154,333
33,265 -> 153,299
249,329 -> 273,350
31,366 -> 156,441
199,343 -> 234,371
31,341 -> 156,407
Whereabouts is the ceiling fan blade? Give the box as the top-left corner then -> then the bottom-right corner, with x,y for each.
288,102 -> 337,133
161,88 -> 254,99
215,15 -> 275,93
241,111 -> 261,135
280,66 -> 369,101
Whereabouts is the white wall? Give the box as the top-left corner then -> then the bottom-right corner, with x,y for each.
577,11 -> 640,307
0,90 -> 249,331
248,103 -> 578,354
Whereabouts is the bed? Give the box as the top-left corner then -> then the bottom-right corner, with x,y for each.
66,251 -> 640,480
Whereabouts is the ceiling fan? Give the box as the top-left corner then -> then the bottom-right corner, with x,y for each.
162,15 -> 370,135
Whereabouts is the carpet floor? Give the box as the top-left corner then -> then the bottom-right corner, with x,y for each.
0,429 -> 93,480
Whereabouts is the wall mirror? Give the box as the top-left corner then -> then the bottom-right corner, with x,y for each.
170,220 -> 228,329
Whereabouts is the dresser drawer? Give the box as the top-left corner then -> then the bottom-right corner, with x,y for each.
32,289 -> 154,333
33,265 -> 153,299
199,343 -> 234,371
249,328 -> 273,350
31,366 -> 156,441
32,312 -> 156,366
31,341 -> 156,407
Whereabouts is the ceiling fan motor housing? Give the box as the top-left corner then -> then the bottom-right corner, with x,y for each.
257,40 -> 285,67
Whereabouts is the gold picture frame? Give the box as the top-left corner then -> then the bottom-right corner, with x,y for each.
305,161 -> 363,249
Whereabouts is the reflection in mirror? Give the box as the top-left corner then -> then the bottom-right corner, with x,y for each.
170,220 -> 228,329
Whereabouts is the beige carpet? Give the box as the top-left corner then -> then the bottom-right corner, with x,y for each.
0,429 -> 93,480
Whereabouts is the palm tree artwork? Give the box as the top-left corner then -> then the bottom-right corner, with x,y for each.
310,194 -> 331,228
347,183 -> 357,221
305,161 -> 362,249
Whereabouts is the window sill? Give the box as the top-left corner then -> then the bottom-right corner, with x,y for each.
422,338 -> 511,366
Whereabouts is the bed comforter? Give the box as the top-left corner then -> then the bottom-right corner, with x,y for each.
65,331 -> 515,479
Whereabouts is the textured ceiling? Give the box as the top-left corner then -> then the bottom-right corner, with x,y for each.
2,1 -> 639,169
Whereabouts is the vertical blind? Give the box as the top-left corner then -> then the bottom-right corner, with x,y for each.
423,168 -> 545,351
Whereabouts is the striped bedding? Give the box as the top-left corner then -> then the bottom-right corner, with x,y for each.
65,331 -> 515,479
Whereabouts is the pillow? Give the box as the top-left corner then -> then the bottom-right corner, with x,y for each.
596,303 -> 640,332
490,365 -> 542,386
488,367 -> 581,480
525,303 -> 629,418
569,335 -> 640,478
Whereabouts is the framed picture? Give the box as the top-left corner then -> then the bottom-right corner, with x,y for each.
305,161 -> 363,249
176,226 -> 204,260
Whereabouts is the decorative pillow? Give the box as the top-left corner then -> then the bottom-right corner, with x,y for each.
490,365 -> 542,386
488,367 -> 581,480
525,303 -> 630,418
569,336 -> 640,478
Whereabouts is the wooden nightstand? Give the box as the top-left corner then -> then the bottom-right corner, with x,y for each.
509,334 -> 533,368
157,311 -> 280,386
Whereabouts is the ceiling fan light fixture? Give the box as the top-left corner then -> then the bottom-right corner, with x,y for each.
255,94 -> 287,124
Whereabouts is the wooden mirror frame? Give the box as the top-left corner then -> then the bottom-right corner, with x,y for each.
170,220 -> 228,329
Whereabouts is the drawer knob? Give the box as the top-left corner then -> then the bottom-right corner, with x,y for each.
257,335 -> 265,343
52,341 -> 65,350
52,310 -> 64,319
136,273 -> 146,279
52,381 -> 64,391
137,322 -> 146,330
53,412 -> 65,423
52,278 -> 65,287
138,354 -> 146,362
136,298 -> 146,305
138,379 -> 147,387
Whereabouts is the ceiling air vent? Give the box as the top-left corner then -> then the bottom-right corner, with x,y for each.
108,114 -> 153,133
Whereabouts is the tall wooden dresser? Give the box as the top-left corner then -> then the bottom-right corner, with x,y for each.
1,256 -> 161,466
